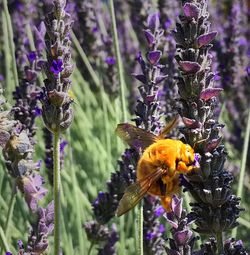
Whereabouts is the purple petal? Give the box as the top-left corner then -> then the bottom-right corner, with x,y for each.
182,117 -> 200,128
34,106 -> 42,116
174,229 -> 193,246
60,140 -> 68,153
144,29 -> 155,46
132,74 -> 147,84
179,61 -> 201,73
200,88 -> 223,101
27,51 -> 37,62
147,50 -> 162,65
164,19 -> 172,29
183,3 -> 200,19
154,206 -> 165,217
205,138 -> 221,152
146,95 -> 155,103
155,75 -> 168,85
105,56 -> 116,65
146,232 -> 156,240
197,31 -> 217,47
165,218 -> 178,229
147,13 -> 160,31
25,69 -> 37,81
159,224 -> 165,233
17,240 -> 24,249
171,195 -> 183,218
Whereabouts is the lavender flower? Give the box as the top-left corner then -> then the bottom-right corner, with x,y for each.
98,224 -> 119,255
17,173 -> 48,212
41,0 -> 74,133
89,13 -> 168,254
84,221 -> 119,255
164,196 -> 198,255
173,0 -> 244,243
102,34 -> 119,99
50,59 -> 64,76
143,196 -> 165,255
18,201 -> 54,255
196,237 -> 248,255
132,12 -> 167,133
212,0 -> 250,158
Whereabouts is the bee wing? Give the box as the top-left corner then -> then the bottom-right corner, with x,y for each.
116,123 -> 158,150
158,116 -> 179,139
116,168 -> 165,216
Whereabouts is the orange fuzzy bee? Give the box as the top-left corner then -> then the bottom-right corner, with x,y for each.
115,117 -> 199,216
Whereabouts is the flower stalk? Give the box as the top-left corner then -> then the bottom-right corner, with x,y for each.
53,131 -> 61,254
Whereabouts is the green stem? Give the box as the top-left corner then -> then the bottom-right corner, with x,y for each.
87,242 -> 94,255
3,0 -> 19,88
53,131 -> 61,255
108,0 -> 127,122
137,201 -> 143,255
232,107 -> 250,238
216,232 -> 224,254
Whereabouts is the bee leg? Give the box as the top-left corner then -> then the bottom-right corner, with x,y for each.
176,161 -> 190,173
160,196 -> 172,212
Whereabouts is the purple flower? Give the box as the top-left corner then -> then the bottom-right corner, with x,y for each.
200,88 -> 223,101
174,229 -> 193,246
147,50 -> 162,65
50,59 -> 63,76
154,206 -> 165,217
159,224 -> 165,233
60,140 -> 68,154
34,106 -> 42,116
164,19 -> 172,30
179,61 -> 201,73
183,3 -> 200,19
0,74 -> 4,81
17,240 -> 24,249
5,252 -> 12,255
147,13 -> 160,31
105,56 -> 116,65
171,196 -> 183,218
27,51 -> 37,62
197,32 -> 217,48
146,232 -> 156,240
144,29 -> 155,47
132,74 -> 147,84
17,173 -> 48,212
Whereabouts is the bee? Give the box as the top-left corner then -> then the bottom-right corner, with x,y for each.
115,117 -> 199,216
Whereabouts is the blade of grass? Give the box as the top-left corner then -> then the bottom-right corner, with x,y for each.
108,0 -> 127,122
70,37 -> 115,117
3,0 -> 19,89
67,130 -> 85,253
0,226 -> 10,253
1,9 -> 12,100
238,217 -> 250,230
232,107 -> 250,238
